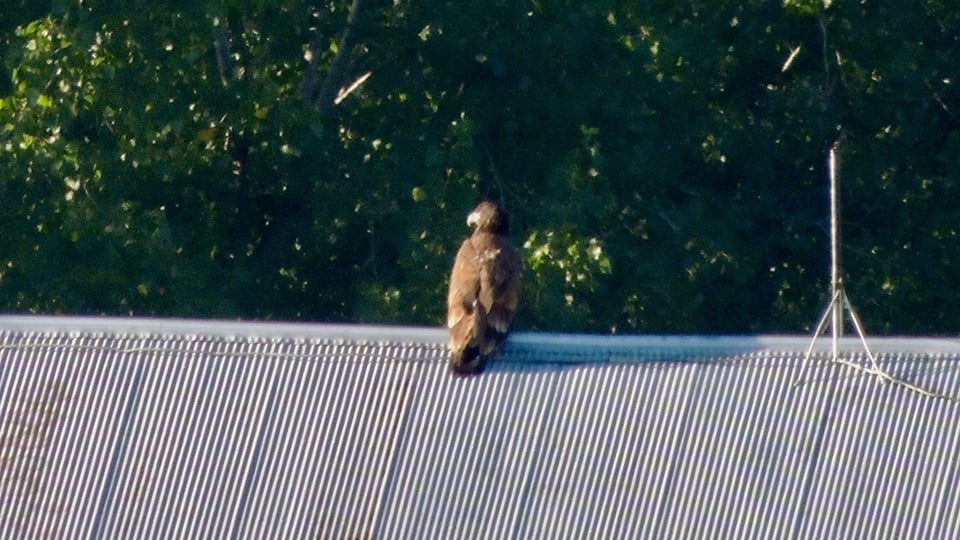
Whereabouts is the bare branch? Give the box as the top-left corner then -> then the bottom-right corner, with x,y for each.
213,19 -> 235,86
303,0 -> 372,115
925,78 -> 956,121
334,70 -> 373,106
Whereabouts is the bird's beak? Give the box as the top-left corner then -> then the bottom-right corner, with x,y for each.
466,211 -> 480,227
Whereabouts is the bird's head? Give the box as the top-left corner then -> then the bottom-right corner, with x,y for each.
467,201 -> 509,235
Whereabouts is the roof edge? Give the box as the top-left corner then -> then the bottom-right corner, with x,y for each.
1,315 -> 959,356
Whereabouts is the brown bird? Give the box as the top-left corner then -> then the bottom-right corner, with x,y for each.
446,201 -> 522,375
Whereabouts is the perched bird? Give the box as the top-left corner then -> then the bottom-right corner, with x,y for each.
446,201 -> 522,375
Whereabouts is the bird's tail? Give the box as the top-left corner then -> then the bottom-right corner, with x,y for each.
449,346 -> 485,376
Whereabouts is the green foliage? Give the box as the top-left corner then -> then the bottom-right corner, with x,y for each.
1,0 -> 959,334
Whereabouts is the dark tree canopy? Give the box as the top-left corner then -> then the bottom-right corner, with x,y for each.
1,0 -> 959,334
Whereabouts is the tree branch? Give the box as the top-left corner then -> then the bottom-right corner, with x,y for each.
213,20 -> 235,86
302,0 -> 372,115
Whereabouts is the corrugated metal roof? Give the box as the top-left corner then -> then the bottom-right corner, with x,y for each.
2,316 -> 960,538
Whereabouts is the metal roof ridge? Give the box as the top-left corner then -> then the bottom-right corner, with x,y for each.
0,315 -> 447,344
512,332 -> 960,354
2,315 -> 960,357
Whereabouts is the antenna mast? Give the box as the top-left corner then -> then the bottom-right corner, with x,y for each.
829,142 -> 842,344
796,141 -> 879,385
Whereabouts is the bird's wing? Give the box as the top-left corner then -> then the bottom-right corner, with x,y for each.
477,234 -> 522,335
447,237 -> 483,352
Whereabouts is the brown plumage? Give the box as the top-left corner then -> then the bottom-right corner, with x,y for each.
446,201 -> 522,375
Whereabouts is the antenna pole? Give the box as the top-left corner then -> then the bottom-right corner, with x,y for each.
796,139 -> 879,387
829,141 -> 843,355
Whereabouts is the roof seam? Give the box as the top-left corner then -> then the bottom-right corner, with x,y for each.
90,362 -> 145,538
510,369 -> 561,539
652,362 -> 702,538
790,363 -> 841,540
370,362 -> 420,537
229,366 -> 280,538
